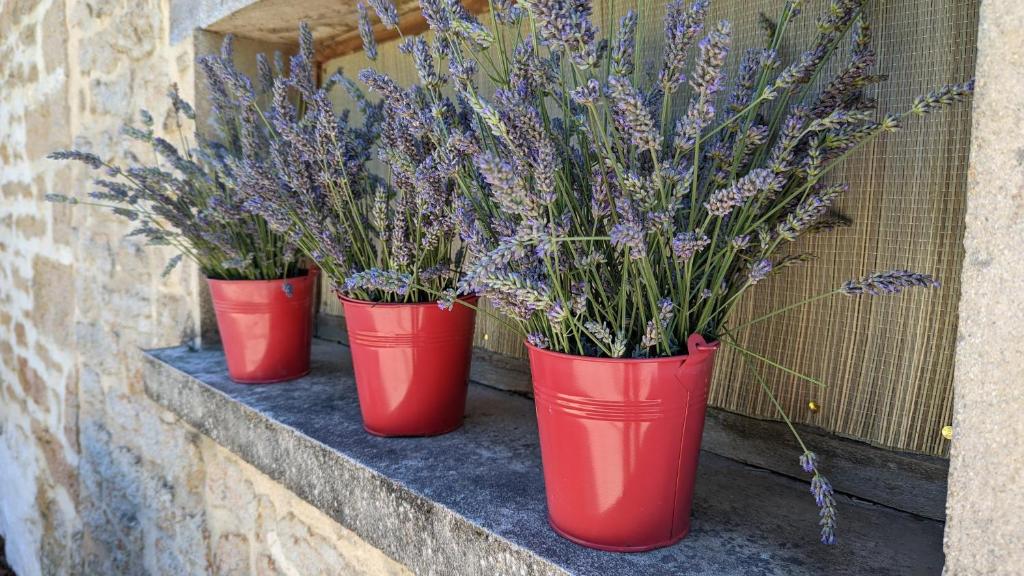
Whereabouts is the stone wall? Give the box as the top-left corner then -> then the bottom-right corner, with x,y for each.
943,0 -> 1024,573
0,1 -> 406,574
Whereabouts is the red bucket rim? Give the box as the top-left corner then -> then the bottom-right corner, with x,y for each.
337,293 -> 479,309
524,333 -> 719,365
206,267 -> 319,287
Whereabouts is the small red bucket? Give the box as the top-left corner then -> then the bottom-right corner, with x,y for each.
339,295 -> 477,437
207,269 -> 317,384
527,333 -> 720,552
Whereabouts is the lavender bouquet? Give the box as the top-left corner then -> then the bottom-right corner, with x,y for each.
360,0 -> 972,543
207,24 -> 475,305
47,65 -> 303,281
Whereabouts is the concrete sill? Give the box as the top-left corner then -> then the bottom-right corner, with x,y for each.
143,339 -> 945,575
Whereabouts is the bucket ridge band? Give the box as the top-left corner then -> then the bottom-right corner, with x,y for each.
347,330 -> 474,347
532,387 -> 698,421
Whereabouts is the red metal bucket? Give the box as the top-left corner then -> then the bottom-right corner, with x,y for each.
527,333 -> 720,552
207,269 -> 317,384
339,295 -> 477,437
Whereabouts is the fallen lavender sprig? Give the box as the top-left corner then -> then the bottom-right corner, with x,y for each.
800,452 -> 838,545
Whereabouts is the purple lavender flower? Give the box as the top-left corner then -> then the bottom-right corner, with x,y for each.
798,451 -> 838,544
437,288 -> 459,310
817,0 -> 861,35
730,49 -> 776,113
774,45 -> 828,92
768,107 -> 809,174
690,20 -> 731,96
359,69 -> 428,136
400,37 -> 440,88
547,299 -> 570,325
367,0 -> 399,28
796,452 -> 816,474
807,211 -> 853,234
671,231 -> 711,261
704,169 -> 782,217
419,0 -> 450,32
840,270 -> 940,296
584,320 -> 626,357
610,221 -> 646,260
610,11 -> 637,78
49,149 -> 104,169
167,83 -> 196,120
640,320 -> 660,351
345,268 -> 412,296
911,81 -> 975,115
731,235 -> 751,250
492,0 -> 523,23
528,332 -> 551,349
776,184 -> 847,241
748,258 -> 772,284
608,76 -> 662,153
660,0 -> 709,93
812,22 -> 878,117
475,152 -> 535,217
358,3 -> 378,61
673,21 -> 730,151
161,254 -> 184,278
481,272 -> 553,320
571,79 -> 600,106
519,0 -> 600,69
640,297 -> 676,351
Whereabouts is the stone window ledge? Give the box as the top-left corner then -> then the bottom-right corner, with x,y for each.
143,339 -> 945,575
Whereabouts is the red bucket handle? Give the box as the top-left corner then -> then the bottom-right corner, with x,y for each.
675,333 -> 719,385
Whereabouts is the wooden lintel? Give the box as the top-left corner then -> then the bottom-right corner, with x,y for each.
316,0 -> 491,65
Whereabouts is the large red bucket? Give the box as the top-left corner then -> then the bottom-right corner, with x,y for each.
207,269 -> 317,384
527,333 -> 720,552
339,295 -> 477,437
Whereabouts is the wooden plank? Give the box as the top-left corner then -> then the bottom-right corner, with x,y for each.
316,0 -> 491,64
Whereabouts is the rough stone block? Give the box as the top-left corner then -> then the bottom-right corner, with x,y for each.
15,214 -> 47,239
213,532 -> 251,576
25,91 -> 70,161
31,257 -> 74,349
16,355 -> 49,408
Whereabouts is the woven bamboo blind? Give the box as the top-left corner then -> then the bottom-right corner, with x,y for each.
322,0 -> 978,456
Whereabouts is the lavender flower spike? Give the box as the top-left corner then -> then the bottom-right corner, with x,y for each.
911,81 -> 975,116
704,169 -> 781,217
799,451 -> 818,473
608,76 -> 662,154
799,451 -> 837,545
571,79 -> 600,106
358,3 -> 378,61
345,268 -> 412,296
841,270 -> 940,296
610,11 -> 638,78
527,332 -> 551,349
810,474 -> 837,545
519,0 -> 600,69
48,150 -> 103,169
367,0 -> 399,29
660,0 -> 709,93
671,231 -> 710,261
748,258 -> 772,284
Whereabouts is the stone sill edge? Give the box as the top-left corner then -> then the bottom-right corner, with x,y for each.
140,348 -> 564,576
